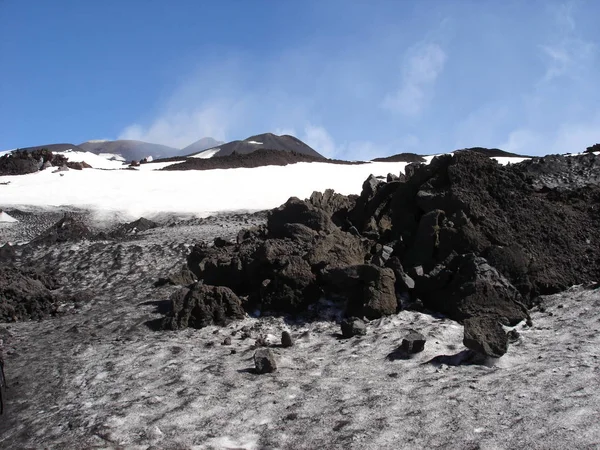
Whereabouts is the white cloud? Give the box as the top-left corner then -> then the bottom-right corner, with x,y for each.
502,114 -> 600,155
382,43 -> 447,116
302,124 -> 337,158
118,100 -> 243,149
539,2 -> 596,83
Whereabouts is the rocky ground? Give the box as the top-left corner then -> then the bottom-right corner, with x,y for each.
1,151 -> 599,449
0,213 -> 598,449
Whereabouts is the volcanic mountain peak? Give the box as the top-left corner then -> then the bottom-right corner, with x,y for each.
193,132 -> 323,159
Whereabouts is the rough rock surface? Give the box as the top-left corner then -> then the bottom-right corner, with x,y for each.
322,265 -> 397,319
152,151 -> 599,342
254,348 -> 277,373
281,331 -> 294,347
400,330 -> 426,354
162,283 -> 246,330
340,317 -> 367,338
463,316 -> 509,358
0,149 -> 68,176
31,214 -> 91,245
0,266 -> 59,322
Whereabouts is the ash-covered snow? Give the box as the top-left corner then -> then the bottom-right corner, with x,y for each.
0,211 -> 17,223
0,212 -> 599,449
52,150 -> 126,170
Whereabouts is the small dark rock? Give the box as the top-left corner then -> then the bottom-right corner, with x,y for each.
254,348 -> 277,373
507,329 -> 520,343
340,317 -> 367,338
400,330 -> 426,354
255,336 -> 269,347
222,336 -> 232,345
281,331 -> 294,348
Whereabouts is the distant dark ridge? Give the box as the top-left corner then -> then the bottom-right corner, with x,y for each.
585,143 -> 600,154
371,153 -> 427,163
160,149 -> 364,171
455,147 -> 531,158
206,133 -> 324,159
11,143 -> 85,154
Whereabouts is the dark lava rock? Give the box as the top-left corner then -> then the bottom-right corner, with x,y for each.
518,152 -> 600,191
418,254 -> 528,325
154,264 -> 197,287
308,189 -> 357,227
281,331 -> 294,348
340,317 -> 367,338
222,336 -> 232,346
0,267 -> 58,322
254,348 -> 277,374
323,264 -> 397,319
162,283 -> 246,330
0,148 -> 68,176
31,214 -> 91,245
114,217 -> 158,235
267,197 -> 335,236
400,330 -> 426,354
371,153 -> 427,163
385,256 -> 415,292
66,161 -> 92,170
306,230 -> 369,269
157,150 -> 600,334
463,316 -> 508,358
0,244 -> 16,264
585,143 -> 600,154
507,329 -> 520,343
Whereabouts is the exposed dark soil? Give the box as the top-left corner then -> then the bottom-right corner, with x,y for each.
455,147 -> 531,158
160,149 -> 365,171
371,153 -> 427,163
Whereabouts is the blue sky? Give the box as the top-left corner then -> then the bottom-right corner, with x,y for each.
1,0 -> 599,158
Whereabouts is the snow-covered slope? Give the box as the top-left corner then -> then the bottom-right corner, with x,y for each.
0,156 -> 529,219
0,210 -> 18,223
189,148 -> 221,159
53,150 -> 126,170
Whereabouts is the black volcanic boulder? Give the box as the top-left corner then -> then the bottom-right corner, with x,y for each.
323,264 -> 397,319
585,143 -> 600,154
308,189 -> 357,228
0,149 -> 68,176
267,197 -> 335,237
162,283 -> 245,330
340,317 -> 367,338
463,316 -> 508,358
32,214 -> 91,245
154,264 -> 197,287
306,230 -> 370,270
0,267 -> 58,322
114,217 -> 158,235
386,151 -> 600,298
417,253 -> 528,325
254,348 -> 277,374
